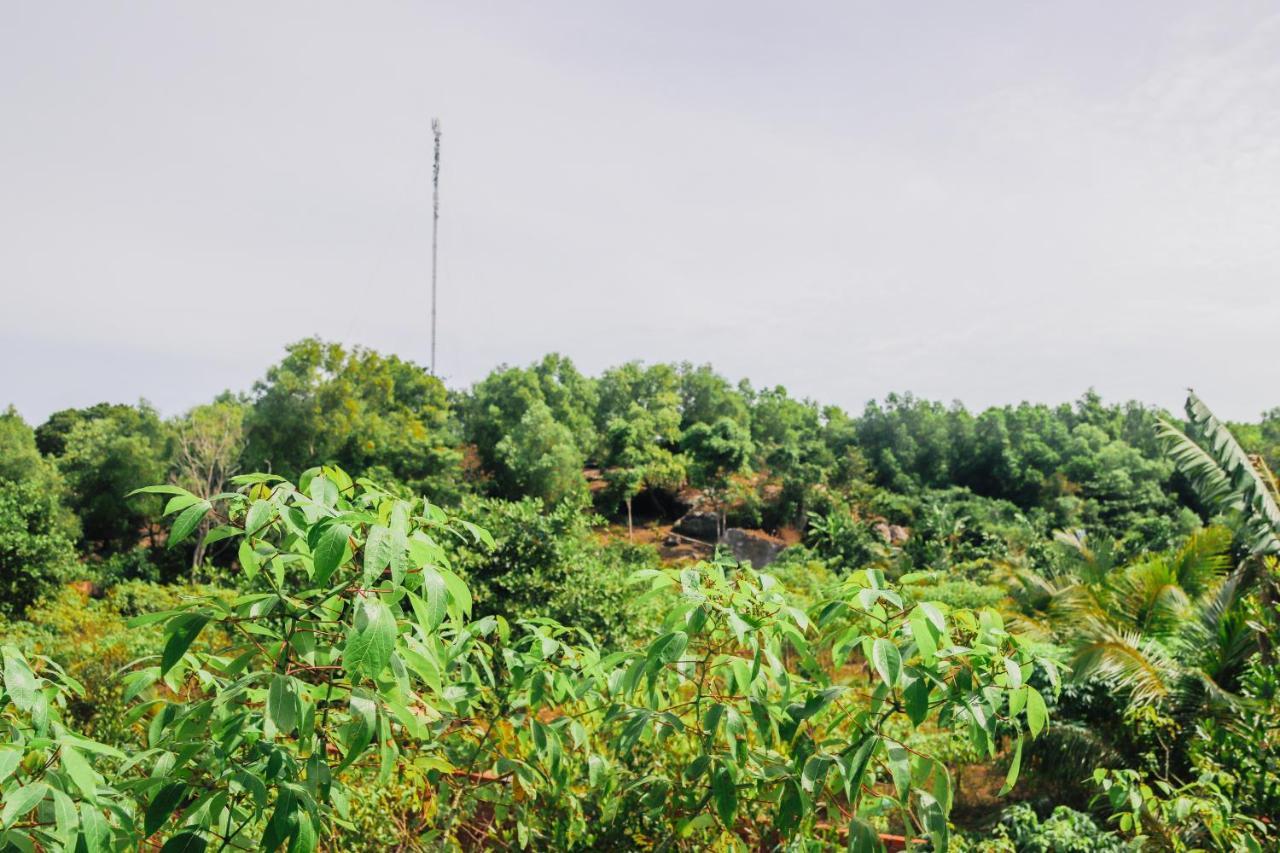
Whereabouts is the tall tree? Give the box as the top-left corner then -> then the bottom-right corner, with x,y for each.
171,399 -> 247,571
42,402 -> 170,554
244,338 -> 460,499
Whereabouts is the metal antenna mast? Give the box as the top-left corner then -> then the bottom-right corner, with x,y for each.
430,118 -> 442,375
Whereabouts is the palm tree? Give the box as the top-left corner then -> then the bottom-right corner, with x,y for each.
1157,391 -> 1280,663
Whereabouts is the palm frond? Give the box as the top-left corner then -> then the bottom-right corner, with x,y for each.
1168,525 -> 1232,597
1071,629 -> 1175,706
1178,392 -> 1280,555
1110,558 -> 1191,639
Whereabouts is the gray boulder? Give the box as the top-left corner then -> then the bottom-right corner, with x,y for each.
721,528 -> 785,568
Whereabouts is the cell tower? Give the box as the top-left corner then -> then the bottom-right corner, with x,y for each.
430,118 -> 442,375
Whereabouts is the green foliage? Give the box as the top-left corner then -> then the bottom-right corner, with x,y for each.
1093,768 -> 1270,850
0,467 -> 1042,851
44,403 -> 170,554
446,495 -> 658,647
0,644 -> 132,851
461,353 -> 598,499
805,508 -> 888,569
0,478 -> 78,619
243,338 -> 460,500
958,803 -> 1130,852
494,401 -> 587,504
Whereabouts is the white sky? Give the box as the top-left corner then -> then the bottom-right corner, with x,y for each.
3,2 -> 1279,423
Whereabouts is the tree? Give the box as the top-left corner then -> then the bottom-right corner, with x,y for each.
45,402 -> 169,554
494,400 -> 587,504
462,354 -> 598,498
170,399 -> 246,571
681,416 -> 753,536
0,406 -> 79,540
243,338 -> 460,499
0,479 -> 78,619
602,413 -> 687,537
1157,392 -> 1280,663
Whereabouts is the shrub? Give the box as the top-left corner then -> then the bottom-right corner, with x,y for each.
446,495 -> 659,646
0,478 -> 78,618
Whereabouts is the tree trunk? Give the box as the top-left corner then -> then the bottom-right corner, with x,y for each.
626,497 -> 634,541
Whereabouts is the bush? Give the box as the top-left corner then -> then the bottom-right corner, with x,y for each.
446,495 -> 660,647
957,804 -> 1130,852
2,581 -> 218,743
0,477 -> 78,618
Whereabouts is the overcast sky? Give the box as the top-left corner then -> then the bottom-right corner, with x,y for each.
3,2 -> 1279,424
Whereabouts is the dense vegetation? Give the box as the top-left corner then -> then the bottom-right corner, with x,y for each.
1,338 -> 1277,850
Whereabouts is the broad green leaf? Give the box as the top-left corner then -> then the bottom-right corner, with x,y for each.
776,778 -> 804,835
886,741 -> 910,802
1,647 -> 39,713
343,596 -> 395,679
245,499 -> 273,535
167,500 -> 212,548
268,673 -> 300,734
1026,686 -> 1048,737
363,524 -> 393,583
159,831 -> 208,853
903,677 -> 930,726
145,782 -> 187,836
237,539 -> 260,580
161,614 -> 210,676
712,767 -> 737,827
998,735 -> 1023,796
0,746 -> 20,784
313,523 -> 352,584
871,638 -> 901,688
78,803 -> 109,852
909,608 -> 938,663
847,817 -> 883,852
1,783 -> 47,829
59,746 -> 99,804
164,493 -> 202,517
417,568 -> 448,627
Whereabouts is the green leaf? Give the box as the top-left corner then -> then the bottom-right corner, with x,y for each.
438,568 -> 472,619
167,500 -> 212,548
871,638 -> 901,688
2,647 -> 39,713
58,746 -> 99,804
998,735 -> 1023,796
145,782 -> 187,836
268,674 -> 300,734
1003,657 -> 1023,689
1026,686 -> 1048,737
313,523 -> 352,584
1,783 -> 47,829
238,539 -> 260,580
363,524 -> 392,583
0,746 -> 20,785
163,493 -> 202,517
408,574 -> 446,636
776,777 -> 805,835
910,608 -> 938,664
245,499 -> 273,535
159,831 -> 208,853
903,677 -> 930,726
712,767 -> 738,827
886,741 -> 910,802
161,614 -> 210,675
78,803 -> 109,852
847,817 -> 883,852
128,484 -> 195,498
288,810 -> 317,853
343,596 -> 396,679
